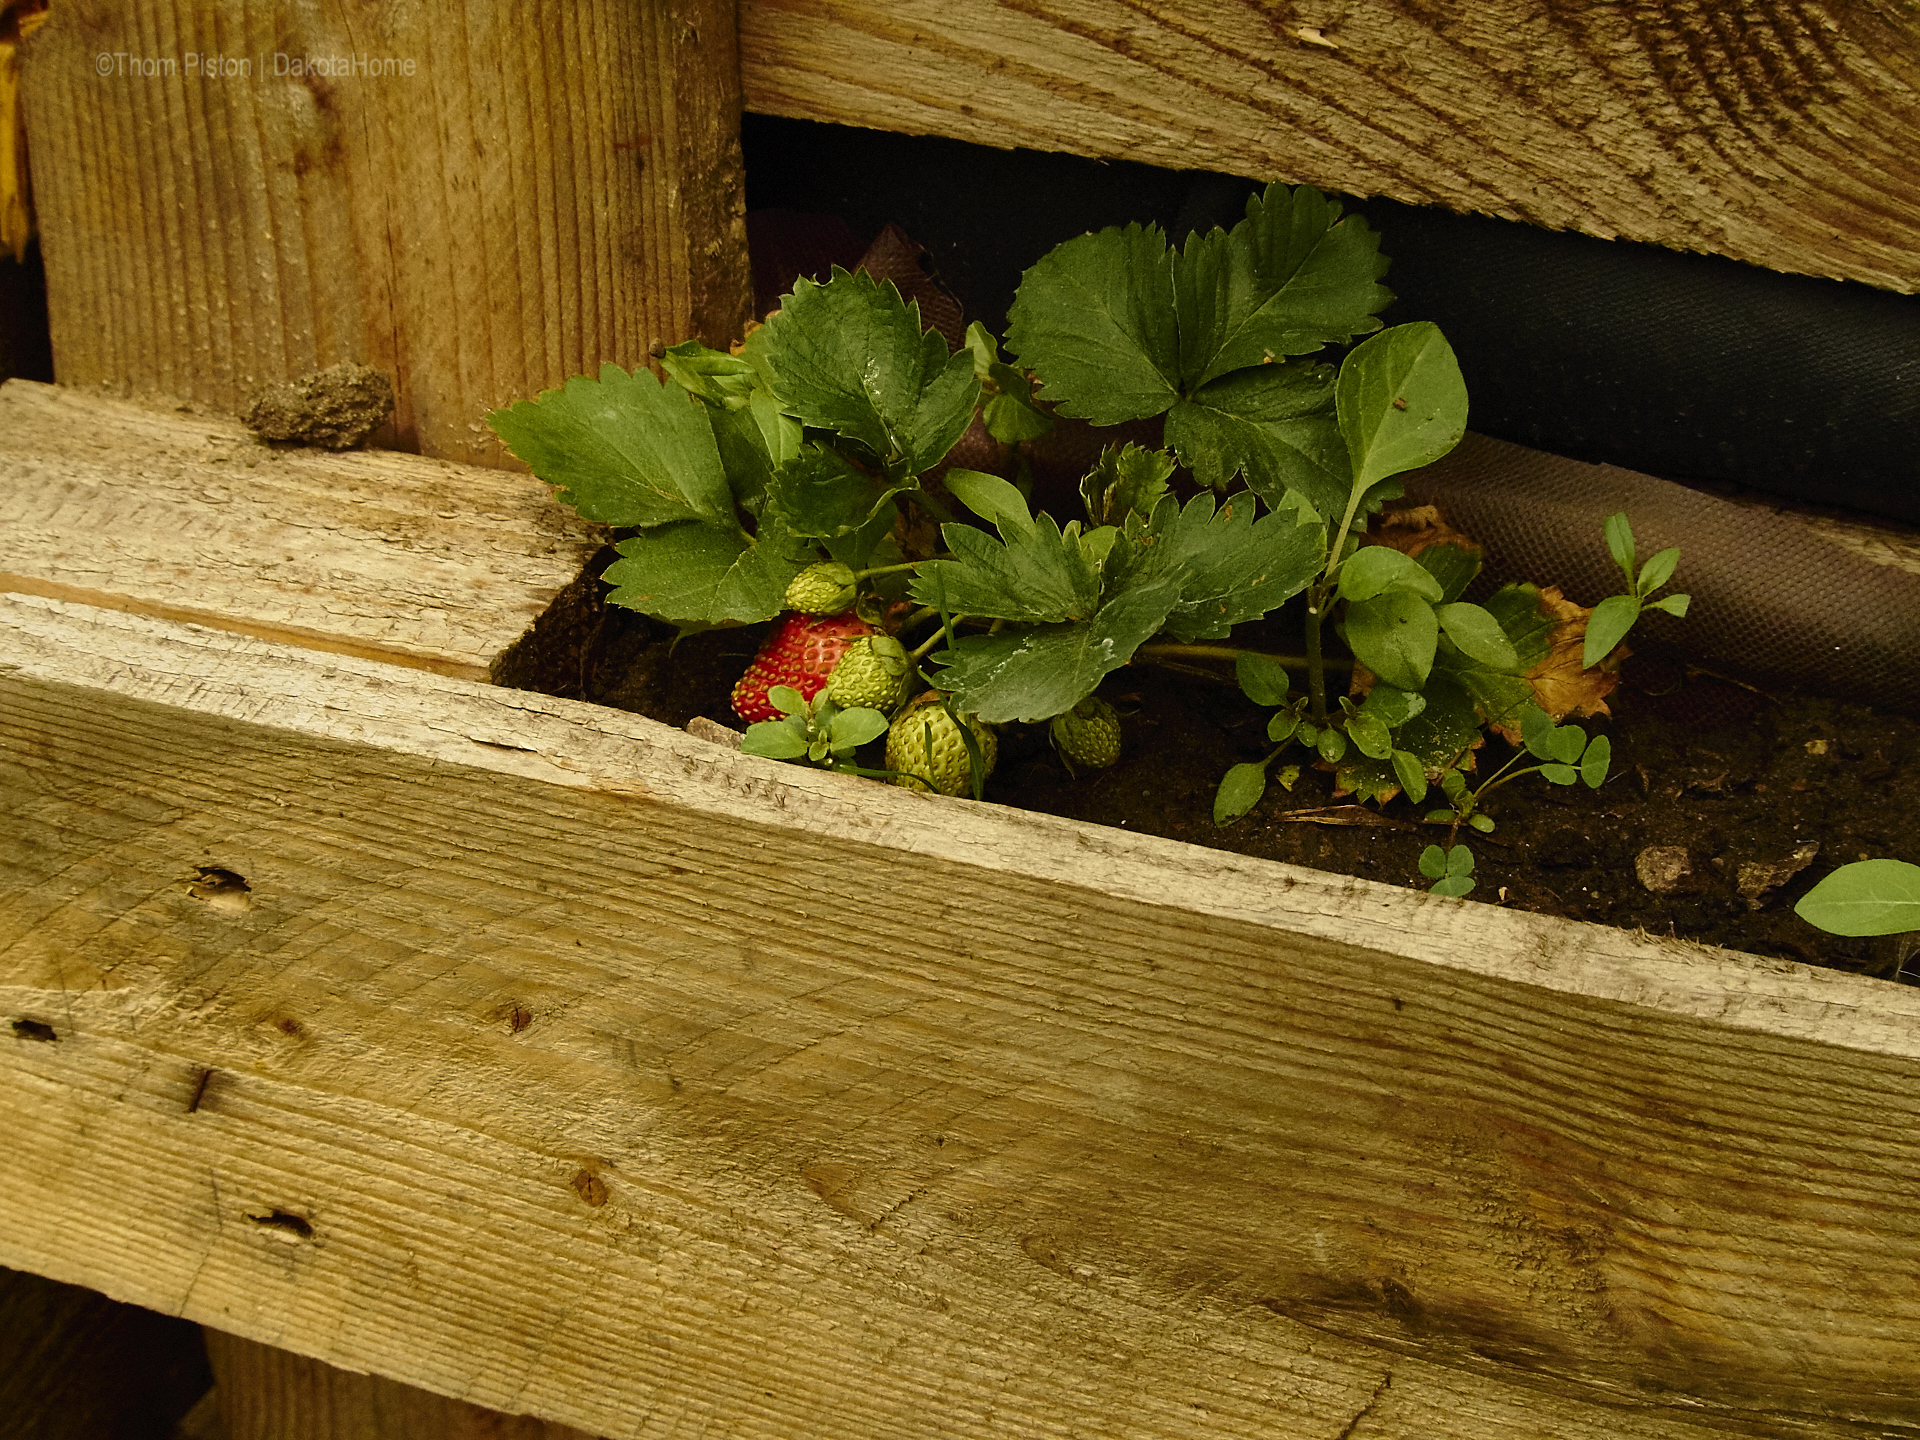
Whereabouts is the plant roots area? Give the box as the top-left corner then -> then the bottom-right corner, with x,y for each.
497,558 -> 1920,987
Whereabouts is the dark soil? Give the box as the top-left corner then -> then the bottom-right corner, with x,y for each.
495,551 -> 1920,988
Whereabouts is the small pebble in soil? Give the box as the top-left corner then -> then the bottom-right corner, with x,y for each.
1635,846 -> 1692,895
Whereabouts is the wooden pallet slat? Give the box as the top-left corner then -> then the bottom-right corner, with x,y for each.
737,0 -> 1920,293
4,582 -> 1919,1438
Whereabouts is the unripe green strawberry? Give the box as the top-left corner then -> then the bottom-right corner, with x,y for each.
886,691 -> 997,796
827,635 -> 912,712
783,560 -> 858,615
1050,696 -> 1122,771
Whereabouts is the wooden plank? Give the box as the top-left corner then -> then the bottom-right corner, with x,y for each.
0,1262 -> 212,1439
4,592 -> 1919,1439
737,0 -> 1920,293
204,1330 -> 599,1440
17,0 -> 752,464
0,379 -> 603,680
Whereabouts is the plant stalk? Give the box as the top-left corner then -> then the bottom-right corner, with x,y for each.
1304,583 -> 1329,722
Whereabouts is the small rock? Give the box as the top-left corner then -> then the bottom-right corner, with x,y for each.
1635,845 -> 1692,895
1736,844 -> 1820,910
243,362 -> 394,449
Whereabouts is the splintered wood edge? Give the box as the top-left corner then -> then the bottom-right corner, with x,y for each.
0,380 -> 604,675
6,590 -> 1914,1060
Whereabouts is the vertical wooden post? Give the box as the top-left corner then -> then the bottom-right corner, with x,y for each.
204,1330 -> 604,1440
17,0 -> 751,465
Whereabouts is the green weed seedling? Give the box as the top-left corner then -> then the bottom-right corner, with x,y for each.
739,686 -> 890,773
1584,511 -> 1691,667
1795,859 -> 1920,980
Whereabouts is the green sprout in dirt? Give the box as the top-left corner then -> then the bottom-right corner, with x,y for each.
740,686 -> 891,772
1412,704 -> 1610,897
1586,511 -> 1691,666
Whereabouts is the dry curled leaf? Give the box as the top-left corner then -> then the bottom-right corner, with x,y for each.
1489,585 -> 1620,744
1366,503 -> 1484,564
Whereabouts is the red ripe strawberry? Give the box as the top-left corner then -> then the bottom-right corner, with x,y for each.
730,611 -> 877,723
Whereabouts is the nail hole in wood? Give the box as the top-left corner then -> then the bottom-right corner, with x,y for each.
247,1209 -> 314,1242
11,1018 -> 58,1042
187,866 -> 252,913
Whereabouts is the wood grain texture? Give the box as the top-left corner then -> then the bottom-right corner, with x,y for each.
5,593 -> 1920,1439
17,0 -> 751,464
737,0 -> 1920,293
0,379 -> 603,679
205,1331 -> 600,1440
0,1262 -> 212,1440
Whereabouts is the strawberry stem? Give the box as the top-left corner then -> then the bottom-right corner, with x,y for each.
1134,642 -> 1346,672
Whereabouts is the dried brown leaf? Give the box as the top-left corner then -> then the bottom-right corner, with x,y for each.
1489,585 -> 1620,743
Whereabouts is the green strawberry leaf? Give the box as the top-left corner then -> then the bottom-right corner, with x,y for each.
1345,590 -> 1438,691
488,364 -> 740,531
759,268 -> 980,473
945,468 -> 1036,537
1164,364 -> 1350,518
763,444 -> 916,543
659,341 -> 761,408
1006,223 -> 1180,424
1108,489 -> 1326,643
1334,322 -> 1469,497
929,578 -> 1184,722
1795,859 -> 1920,936
1080,443 -> 1176,528
603,518 -> 812,627
1173,184 -> 1390,388
909,513 -> 1102,623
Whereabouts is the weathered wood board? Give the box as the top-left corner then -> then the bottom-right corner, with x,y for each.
737,0 -> 1920,293
205,1330 -> 600,1440
18,0 -> 752,463
0,379 -> 602,679
5,590 -> 1920,1440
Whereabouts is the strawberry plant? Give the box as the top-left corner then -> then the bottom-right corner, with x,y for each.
488,182 -> 1684,890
